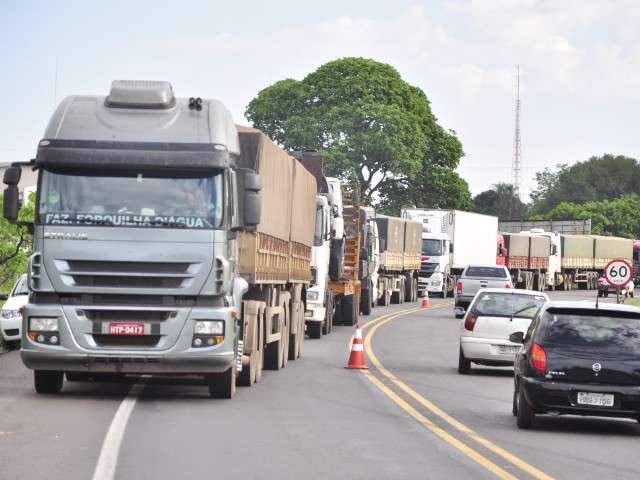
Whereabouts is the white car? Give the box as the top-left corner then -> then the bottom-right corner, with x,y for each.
1,274 -> 28,346
458,288 -> 548,374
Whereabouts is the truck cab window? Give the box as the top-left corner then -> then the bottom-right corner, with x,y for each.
38,167 -> 224,229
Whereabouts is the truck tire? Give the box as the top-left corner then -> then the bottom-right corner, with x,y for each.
206,367 -> 236,399
323,292 -> 334,334
361,288 -> 372,316
264,330 -> 284,370
34,371 -> 63,394
341,294 -> 358,326
308,321 -> 322,339
391,283 -> 402,304
329,238 -> 345,281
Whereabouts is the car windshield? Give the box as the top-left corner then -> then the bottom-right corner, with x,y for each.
38,167 -> 223,229
473,292 -> 546,319
422,239 -> 442,256
465,266 -> 508,278
12,276 -> 28,296
540,309 -> 640,354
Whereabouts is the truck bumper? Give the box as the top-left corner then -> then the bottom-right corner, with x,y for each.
21,302 -> 237,375
21,349 -> 234,374
305,302 -> 326,323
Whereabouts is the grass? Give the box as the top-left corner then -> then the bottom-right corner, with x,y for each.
623,298 -> 640,307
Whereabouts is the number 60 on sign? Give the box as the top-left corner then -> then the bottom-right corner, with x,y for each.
604,259 -> 632,288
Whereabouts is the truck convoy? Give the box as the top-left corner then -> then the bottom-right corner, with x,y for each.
2,81 -> 317,398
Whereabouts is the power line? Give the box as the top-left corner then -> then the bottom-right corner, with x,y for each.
511,65 -> 522,200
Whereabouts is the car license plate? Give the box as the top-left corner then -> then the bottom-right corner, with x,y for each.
109,322 -> 144,335
577,392 -> 614,407
498,345 -> 519,354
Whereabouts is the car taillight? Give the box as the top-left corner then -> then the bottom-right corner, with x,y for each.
531,343 -> 547,373
456,281 -> 462,295
505,282 -> 512,289
464,311 -> 478,331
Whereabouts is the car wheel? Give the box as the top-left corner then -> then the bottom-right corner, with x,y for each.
516,387 -> 535,429
512,385 -> 518,417
458,347 -> 471,374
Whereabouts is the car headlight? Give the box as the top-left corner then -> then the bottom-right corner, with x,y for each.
194,320 -> 224,335
307,291 -> 320,302
1,309 -> 20,319
29,317 -> 58,331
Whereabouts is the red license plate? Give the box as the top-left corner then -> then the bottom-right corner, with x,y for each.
108,322 -> 145,335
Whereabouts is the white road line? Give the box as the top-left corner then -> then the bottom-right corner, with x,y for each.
92,380 -> 146,480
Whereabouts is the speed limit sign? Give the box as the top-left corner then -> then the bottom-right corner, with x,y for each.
604,259 -> 632,288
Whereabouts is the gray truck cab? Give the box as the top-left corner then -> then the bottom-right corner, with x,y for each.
3,81 -> 259,395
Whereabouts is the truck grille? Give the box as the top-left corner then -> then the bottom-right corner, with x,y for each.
58,260 -> 197,290
83,309 -> 174,322
93,334 -> 161,348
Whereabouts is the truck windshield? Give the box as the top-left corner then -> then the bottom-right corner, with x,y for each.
422,239 -> 442,256
38,167 -> 223,229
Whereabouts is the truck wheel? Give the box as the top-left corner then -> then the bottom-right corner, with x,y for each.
34,371 -> 63,394
323,293 -> 334,334
391,289 -> 401,304
329,239 -> 345,281
65,372 -> 91,382
361,289 -> 372,316
264,325 -> 284,370
308,321 -> 322,339
341,294 -> 357,326
206,367 -> 236,399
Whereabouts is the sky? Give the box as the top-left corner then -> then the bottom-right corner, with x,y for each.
1,0 -> 639,199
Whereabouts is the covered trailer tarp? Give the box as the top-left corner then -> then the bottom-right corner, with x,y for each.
589,235 -> 633,268
376,215 -> 405,271
561,235 -> 594,269
403,220 -> 422,270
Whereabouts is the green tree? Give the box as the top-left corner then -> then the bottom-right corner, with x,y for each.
473,183 -> 527,220
245,57 -> 469,206
530,155 -> 640,214
0,193 -> 34,293
530,194 -> 640,238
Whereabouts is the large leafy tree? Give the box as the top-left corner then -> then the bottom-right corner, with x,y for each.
530,194 -> 640,238
0,193 -> 34,293
246,57 -> 468,207
530,154 -> 640,214
473,183 -> 527,221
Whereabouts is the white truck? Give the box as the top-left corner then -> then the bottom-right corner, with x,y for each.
401,209 -> 499,298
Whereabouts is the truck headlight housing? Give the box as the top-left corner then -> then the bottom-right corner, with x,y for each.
29,317 -> 59,331
307,291 -> 319,302
28,317 -> 59,345
194,320 -> 224,335
192,320 -> 225,348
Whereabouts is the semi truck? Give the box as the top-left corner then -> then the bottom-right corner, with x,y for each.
296,152 -> 343,338
499,230 -> 633,291
3,80 -> 317,398
373,215 -> 421,305
401,209 -> 498,298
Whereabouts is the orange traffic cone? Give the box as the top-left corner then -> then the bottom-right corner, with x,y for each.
421,289 -> 432,309
345,324 -> 368,369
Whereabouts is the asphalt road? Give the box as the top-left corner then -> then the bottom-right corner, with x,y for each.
0,289 -> 638,479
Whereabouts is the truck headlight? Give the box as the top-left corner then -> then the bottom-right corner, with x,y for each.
28,317 -> 59,344
29,317 -> 59,331
1,309 -> 20,319
194,320 -> 224,335
307,291 -> 319,302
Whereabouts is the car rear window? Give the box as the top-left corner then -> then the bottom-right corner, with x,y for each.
465,266 -> 508,278
473,293 -> 546,319
539,309 -> 640,354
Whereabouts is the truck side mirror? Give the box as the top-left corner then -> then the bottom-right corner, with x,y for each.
243,172 -> 261,227
3,166 -> 22,223
3,185 -> 19,222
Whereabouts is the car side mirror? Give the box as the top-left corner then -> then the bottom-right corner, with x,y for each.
454,307 -> 465,319
0,293 -> 8,301
509,331 -> 524,344
242,172 -> 261,228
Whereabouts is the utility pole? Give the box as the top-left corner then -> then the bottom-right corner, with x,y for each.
511,65 -> 522,200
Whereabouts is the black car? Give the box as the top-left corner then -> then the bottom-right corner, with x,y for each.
511,301 -> 640,429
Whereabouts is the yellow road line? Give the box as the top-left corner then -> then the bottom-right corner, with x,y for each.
363,309 -> 554,480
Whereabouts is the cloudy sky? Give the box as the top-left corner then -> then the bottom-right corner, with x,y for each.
1,0 -> 639,199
